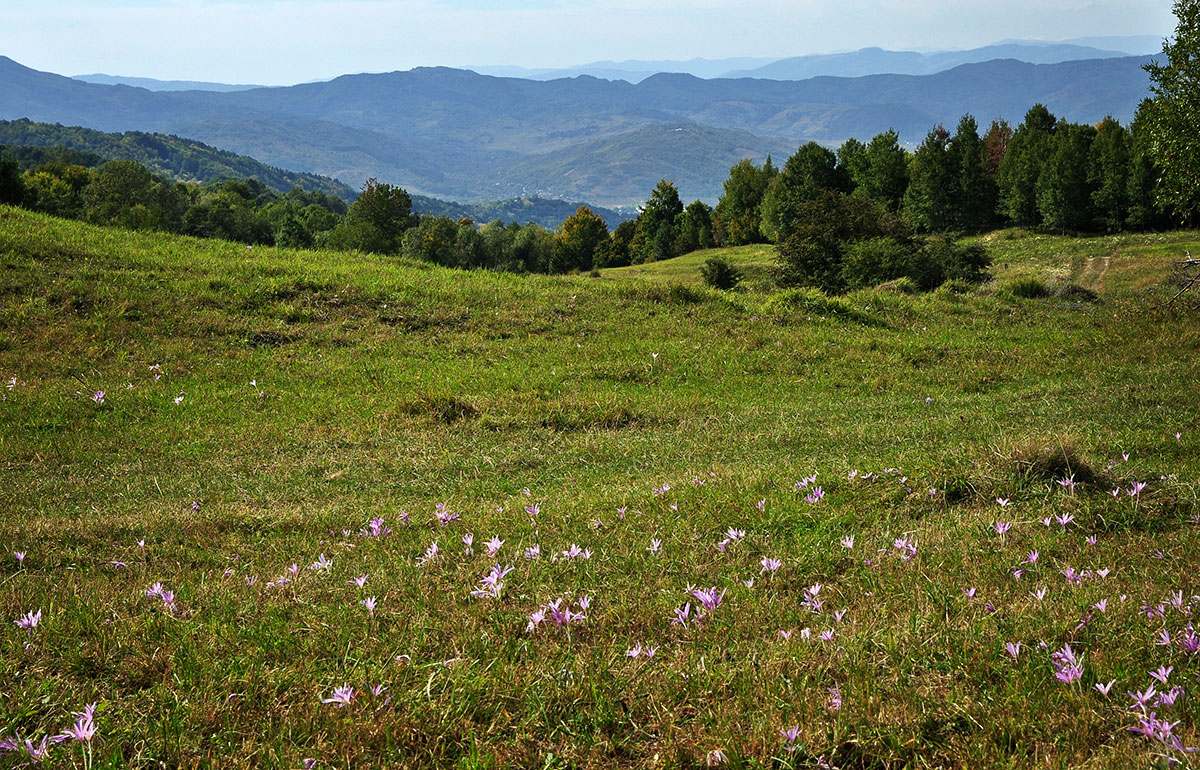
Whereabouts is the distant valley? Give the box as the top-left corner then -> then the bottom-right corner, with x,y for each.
1,45 -> 1158,207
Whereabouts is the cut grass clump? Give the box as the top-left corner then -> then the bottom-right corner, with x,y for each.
876,276 -> 919,295
766,287 -> 881,325
1005,277 -> 1051,299
1053,283 -> 1100,303
1004,436 -> 1102,488
400,395 -> 481,423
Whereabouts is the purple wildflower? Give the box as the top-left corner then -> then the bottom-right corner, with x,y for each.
322,685 -> 355,708
14,609 -> 40,630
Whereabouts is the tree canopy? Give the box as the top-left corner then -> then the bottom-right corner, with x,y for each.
1142,0 -> 1200,220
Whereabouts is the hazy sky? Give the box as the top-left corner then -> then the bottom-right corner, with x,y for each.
3,0 -> 1175,84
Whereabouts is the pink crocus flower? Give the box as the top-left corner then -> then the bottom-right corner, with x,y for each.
56,702 -> 98,743
322,685 -> 355,707
14,609 -> 41,629
417,542 -> 439,566
780,723 -> 800,752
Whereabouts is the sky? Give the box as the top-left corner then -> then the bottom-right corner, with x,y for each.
2,0 -> 1176,85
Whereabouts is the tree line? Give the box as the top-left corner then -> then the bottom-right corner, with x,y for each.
0,96 -> 1187,284
702,100 -> 1174,254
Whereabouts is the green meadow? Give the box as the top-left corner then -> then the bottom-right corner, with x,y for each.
2,205 -> 1200,768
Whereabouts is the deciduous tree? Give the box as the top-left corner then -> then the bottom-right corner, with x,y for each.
1142,0 -> 1200,219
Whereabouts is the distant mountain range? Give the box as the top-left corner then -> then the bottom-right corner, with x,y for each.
722,43 -> 1133,80
468,37 -> 1161,82
71,37 -> 1163,90
1,52 -> 1157,207
72,74 -> 267,92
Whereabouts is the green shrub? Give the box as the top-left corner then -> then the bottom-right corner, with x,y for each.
842,237 -> 927,290
776,192 -> 990,294
699,255 -> 743,289
923,236 -> 991,285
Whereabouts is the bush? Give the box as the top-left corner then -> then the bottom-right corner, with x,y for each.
775,192 -> 991,294
699,256 -> 743,289
922,237 -> 991,284
842,237 -> 928,290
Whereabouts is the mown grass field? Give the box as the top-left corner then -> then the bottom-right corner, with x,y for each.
3,205 -> 1200,768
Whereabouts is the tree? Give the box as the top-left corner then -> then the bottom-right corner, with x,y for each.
775,191 -> 909,293
596,219 -> 637,268
981,119 -> 1013,176
675,200 -> 715,254
852,130 -> 909,211
634,179 -> 684,263
23,165 -> 90,218
182,188 -> 274,245
1142,0 -> 1200,219
836,138 -> 867,195
997,104 -> 1057,226
713,157 -> 775,245
553,206 -> 609,273
904,125 -> 957,232
340,178 -> 416,254
0,151 -> 24,206
83,160 -> 186,232
1037,121 -> 1096,233
760,142 -> 849,242
1127,101 -> 1171,230
948,115 -> 997,232
1088,117 -> 1132,232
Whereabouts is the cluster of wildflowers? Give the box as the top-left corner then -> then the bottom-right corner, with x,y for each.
360,517 -> 392,538
526,595 -> 590,633
469,564 -> 514,600
145,583 -> 177,613
1050,643 -> 1083,685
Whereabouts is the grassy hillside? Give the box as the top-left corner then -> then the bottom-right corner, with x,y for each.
601,244 -> 779,287
602,229 -> 1198,294
2,206 -> 1200,767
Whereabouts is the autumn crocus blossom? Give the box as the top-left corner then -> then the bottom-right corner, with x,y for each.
322,685 -> 355,707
